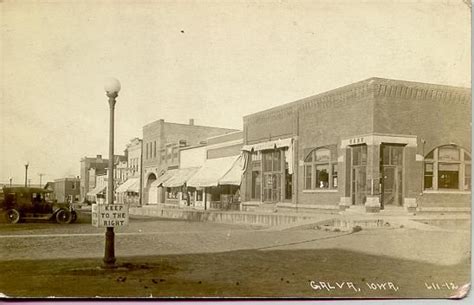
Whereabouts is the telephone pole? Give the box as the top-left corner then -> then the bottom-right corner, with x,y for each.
38,173 -> 45,188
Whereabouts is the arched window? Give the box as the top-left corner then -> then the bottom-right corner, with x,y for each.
424,145 -> 471,191
304,147 -> 338,190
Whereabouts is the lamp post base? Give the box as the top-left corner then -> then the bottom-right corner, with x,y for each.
103,227 -> 116,268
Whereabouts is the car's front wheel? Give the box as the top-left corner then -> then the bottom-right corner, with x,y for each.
5,209 -> 21,224
55,209 -> 72,224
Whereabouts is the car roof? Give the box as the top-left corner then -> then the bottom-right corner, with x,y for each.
2,187 -> 52,194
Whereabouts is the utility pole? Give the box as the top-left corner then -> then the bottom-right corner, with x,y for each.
38,173 -> 45,188
24,162 -> 29,187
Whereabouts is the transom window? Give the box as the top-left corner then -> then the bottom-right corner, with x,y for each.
263,150 -> 281,172
304,147 -> 338,190
424,145 -> 471,191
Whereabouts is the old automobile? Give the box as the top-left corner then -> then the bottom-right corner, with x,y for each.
1,186 -> 77,224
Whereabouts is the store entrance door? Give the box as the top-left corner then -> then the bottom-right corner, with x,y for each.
380,144 -> 404,208
263,173 -> 281,202
352,166 -> 366,205
381,166 -> 402,206
350,144 -> 368,205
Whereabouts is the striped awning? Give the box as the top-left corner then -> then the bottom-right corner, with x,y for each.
116,178 -> 139,193
162,167 -> 200,188
219,155 -> 244,186
86,185 -> 106,196
150,170 -> 178,188
187,156 -> 238,188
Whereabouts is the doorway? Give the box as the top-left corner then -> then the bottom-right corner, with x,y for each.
380,144 -> 404,207
263,173 -> 281,202
351,145 -> 367,205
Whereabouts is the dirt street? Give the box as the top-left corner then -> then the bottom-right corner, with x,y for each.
0,215 -> 470,298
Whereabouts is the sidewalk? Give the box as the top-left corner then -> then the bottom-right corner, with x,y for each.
128,204 -> 470,232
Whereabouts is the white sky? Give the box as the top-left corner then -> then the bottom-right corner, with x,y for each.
0,0 -> 471,184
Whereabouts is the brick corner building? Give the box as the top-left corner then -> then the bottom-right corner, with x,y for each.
241,77 -> 471,213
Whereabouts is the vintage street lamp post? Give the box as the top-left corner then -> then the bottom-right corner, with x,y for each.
103,77 -> 121,268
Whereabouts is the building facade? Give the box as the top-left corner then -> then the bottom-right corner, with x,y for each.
80,154 -> 126,203
54,177 -> 80,203
189,131 -> 244,210
116,138 -> 142,206
80,155 -> 108,202
241,78 -> 471,213
141,118 -> 238,204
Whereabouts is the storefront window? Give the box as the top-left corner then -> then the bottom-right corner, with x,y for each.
304,164 -> 312,189
315,164 -> 329,189
304,146 -> 338,190
332,164 -> 338,188
465,164 -> 471,190
166,187 -> 179,199
251,151 -> 261,161
438,163 -> 459,189
424,163 -> 433,189
285,167 -> 292,200
352,145 -> 367,166
196,190 -> 203,201
438,146 -> 460,161
251,171 -> 261,200
424,145 -> 471,191
263,150 -> 281,172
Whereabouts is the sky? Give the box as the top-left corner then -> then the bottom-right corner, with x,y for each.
0,0 -> 471,185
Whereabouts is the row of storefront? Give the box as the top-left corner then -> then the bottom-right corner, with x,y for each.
87,78 -> 471,214
145,154 -> 244,210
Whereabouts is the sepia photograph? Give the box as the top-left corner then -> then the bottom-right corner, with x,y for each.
0,0 -> 471,300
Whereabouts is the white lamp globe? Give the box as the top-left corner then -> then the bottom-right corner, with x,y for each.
104,78 -> 121,93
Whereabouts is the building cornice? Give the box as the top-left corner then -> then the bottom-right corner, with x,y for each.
373,82 -> 470,104
243,78 -> 471,124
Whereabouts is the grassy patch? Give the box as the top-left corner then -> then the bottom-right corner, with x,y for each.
0,248 -> 469,299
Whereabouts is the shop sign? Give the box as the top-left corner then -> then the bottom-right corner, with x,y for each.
349,137 -> 365,145
92,204 -> 129,227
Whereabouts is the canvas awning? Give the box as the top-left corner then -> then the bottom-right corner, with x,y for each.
242,138 -> 292,152
116,178 -> 139,193
219,155 -> 245,186
187,156 -> 239,188
162,167 -> 200,188
128,179 -> 140,192
86,185 -> 106,196
150,170 -> 178,188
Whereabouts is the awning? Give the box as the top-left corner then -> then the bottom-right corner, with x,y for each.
86,185 -> 106,196
150,170 -> 178,188
242,138 -> 292,152
116,178 -> 139,193
187,156 -> 239,188
128,179 -> 140,192
219,155 -> 244,186
162,167 -> 200,188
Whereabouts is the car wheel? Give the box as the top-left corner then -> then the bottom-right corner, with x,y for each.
70,211 -> 78,223
56,209 -> 72,224
5,209 -> 20,224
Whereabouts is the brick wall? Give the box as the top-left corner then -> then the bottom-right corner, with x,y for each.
207,131 -> 243,145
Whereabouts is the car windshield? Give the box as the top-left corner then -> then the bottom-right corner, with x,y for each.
32,192 -> 45,203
